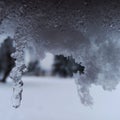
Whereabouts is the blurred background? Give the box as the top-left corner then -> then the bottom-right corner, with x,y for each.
0,37 -> 120,120
0,37 -> 85,83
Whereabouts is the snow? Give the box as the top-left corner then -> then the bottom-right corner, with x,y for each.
0,76 -> 120,120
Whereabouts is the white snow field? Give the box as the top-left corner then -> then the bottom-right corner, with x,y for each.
0,76 -> 120,120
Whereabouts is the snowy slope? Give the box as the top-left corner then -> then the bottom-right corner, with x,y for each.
0,76 -> 120,120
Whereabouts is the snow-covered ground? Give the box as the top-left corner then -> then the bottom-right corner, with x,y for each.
0,76 -> 120,120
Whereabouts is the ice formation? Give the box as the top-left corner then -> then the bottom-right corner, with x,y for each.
0,0 -> 120,108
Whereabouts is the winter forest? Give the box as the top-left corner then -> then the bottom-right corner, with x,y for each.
0,0 -> 120,120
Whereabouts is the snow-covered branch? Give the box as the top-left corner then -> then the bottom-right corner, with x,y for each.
0,0 -> 120,108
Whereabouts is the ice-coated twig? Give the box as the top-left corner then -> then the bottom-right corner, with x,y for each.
73,72 -> 93,106
10,38 -> 27,108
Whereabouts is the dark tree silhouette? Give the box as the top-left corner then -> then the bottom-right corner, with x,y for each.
0,37 -> 15,83
52,55 -> 85,77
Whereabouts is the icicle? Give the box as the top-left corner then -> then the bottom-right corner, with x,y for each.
73,72 -> 93,106
10,39 -> 27,108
